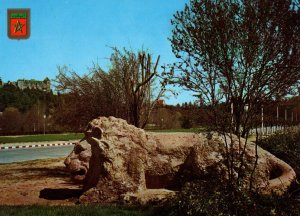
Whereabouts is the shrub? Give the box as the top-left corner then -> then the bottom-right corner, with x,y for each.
164,179 -> 300,216
169,180 -> 255,216
257,129 -> 300,177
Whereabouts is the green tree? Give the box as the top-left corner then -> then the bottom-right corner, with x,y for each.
168,0 -> 300,137
0,83 -> 55,114
1,107 -> 22,134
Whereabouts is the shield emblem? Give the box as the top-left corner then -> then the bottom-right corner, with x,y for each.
7,9 -> 30,39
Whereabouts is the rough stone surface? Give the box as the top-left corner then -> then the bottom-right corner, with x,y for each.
65,116 -> 296,204
121,189 -> 176,205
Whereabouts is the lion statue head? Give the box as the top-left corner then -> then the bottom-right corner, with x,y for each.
64,116 -> 155,190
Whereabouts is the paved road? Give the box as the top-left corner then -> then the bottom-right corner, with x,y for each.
0,145 -> 74,164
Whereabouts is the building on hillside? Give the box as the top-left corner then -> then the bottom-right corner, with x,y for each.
4,78 -> 51,92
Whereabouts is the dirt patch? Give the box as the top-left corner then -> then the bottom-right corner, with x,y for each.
0,158 -> 81,205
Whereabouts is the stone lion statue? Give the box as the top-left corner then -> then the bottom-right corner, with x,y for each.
64,116 -> 296,204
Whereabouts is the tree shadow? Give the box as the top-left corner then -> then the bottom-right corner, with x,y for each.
39,188 -> 82,200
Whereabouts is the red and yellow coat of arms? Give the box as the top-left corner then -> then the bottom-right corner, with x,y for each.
7,9 -> 30,39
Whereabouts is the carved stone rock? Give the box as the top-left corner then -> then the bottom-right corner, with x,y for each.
65,116 -> 296,204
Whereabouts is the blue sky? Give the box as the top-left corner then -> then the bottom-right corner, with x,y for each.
0,0 -> 196,105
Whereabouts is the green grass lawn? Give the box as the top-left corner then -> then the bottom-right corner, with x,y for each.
146,127 -> 205,133
0,205 -> 157,216
0,133 -> 84,144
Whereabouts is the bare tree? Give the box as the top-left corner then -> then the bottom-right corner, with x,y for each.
166,0 -> 300,188
54,48 -> 165,129
168,0 -> 300,137
108,47 -> 165,128
54,66 -> 110,130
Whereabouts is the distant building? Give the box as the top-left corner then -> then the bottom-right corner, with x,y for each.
3,78 -> 51,92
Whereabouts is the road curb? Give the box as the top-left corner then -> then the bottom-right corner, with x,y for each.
0,142 -> 76,150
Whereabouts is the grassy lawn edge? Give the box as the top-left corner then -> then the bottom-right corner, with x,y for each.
0,133 -> 84,144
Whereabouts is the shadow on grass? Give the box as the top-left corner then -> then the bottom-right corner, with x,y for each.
39,188 -> 82,200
